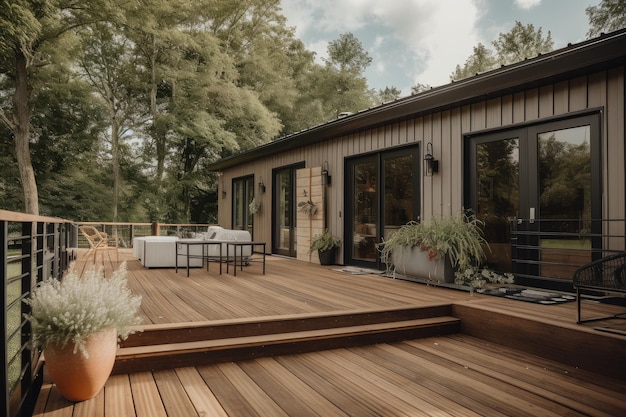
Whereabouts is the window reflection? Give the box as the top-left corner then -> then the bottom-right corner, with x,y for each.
476,138 -> 519,272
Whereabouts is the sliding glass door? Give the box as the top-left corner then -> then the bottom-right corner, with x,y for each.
272,164 -> 303,257
345,147 -> 420,269
466,114 -> 601,289
232,176 -> 254,236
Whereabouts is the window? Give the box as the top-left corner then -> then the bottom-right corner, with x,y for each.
232,176 -> 255,236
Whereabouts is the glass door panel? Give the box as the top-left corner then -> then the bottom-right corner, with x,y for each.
346,147 -> 420,268
353,158 -> 378,262
474,138 -> 520,273
383,154 -> 415,241
272,164 -> 302,257
233,176 -> 254,235
537,125 -> 593,278
468,114 -> 600,289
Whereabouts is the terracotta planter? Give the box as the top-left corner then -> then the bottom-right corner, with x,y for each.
391,246 -> 455,283
45,328 -> 117,402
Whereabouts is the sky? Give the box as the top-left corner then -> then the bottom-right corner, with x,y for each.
280,0 -> 600,96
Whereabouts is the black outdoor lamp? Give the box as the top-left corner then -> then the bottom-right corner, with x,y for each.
258,177 -> 266,194
322,161 -> 331,185
424,142 -> 439,176
219,172 -> 227,199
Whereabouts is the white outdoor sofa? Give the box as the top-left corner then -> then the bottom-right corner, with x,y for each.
133,226 -> 252,268
133,236 -> 203,268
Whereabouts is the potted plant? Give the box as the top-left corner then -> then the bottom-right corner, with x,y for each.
298,200 -> 318,216
249,197 -> 261,215
380,213 -> 487,283
25,262 -> 142,402
310,229 -> 341,265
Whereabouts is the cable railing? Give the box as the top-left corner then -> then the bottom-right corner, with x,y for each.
506,218 -> 626,291
76,222 -> 213,248
3,214 -> 214,417
1,210 -> 75,417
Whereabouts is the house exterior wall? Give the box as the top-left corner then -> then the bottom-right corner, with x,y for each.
217,66 -> 626,257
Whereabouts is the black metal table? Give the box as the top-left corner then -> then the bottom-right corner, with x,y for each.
175,239 -> 223,277
226,242 -> 266,276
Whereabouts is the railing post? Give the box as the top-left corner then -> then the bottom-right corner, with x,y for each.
1,220 -> 8,417
151,222 -> 159,236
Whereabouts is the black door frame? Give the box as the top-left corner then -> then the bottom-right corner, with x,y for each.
271,162 -> 305,257
344,145 -> 420,269
465,112 -> 602,290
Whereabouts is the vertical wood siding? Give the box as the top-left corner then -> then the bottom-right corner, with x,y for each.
218,67 -> 625,254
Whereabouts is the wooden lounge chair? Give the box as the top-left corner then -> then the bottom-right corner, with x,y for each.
79,225 -> 119,263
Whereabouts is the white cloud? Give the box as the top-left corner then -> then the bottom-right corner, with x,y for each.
281,0 -> 482,91
514,0 -> 542,10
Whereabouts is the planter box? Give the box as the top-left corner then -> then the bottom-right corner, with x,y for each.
391,246 -> 455,283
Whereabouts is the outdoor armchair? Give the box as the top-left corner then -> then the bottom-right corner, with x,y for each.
79,225 -> 119,263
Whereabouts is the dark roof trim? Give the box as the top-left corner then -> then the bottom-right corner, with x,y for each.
208,29 -> 626,171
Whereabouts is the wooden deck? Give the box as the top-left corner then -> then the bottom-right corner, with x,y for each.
33,249 -> 626,416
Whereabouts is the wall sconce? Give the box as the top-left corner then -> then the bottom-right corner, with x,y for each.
219,172 -> 227,199
424,142 -> 439,176
322,161 -> 331,186
258,177 -> 266,194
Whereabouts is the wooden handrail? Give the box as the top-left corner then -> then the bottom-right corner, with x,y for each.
0,209 -> 69,223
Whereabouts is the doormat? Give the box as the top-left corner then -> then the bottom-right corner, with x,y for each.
333,267 -> 385,275
481,287 -> 576,305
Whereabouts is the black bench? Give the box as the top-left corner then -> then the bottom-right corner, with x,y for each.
573,251 -> 626,324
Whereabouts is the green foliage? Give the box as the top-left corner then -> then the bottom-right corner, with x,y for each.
492,21 -> 553,66
298,200 -> 318,215
586,0 -> 626,38
454,267 -> 514,290
450,43 -> 496,81
325,33 -> 372,74
310,229 -> 341,253
380,213 -> 487,271
0,1 -> 376,220
451,22 -> 553,82
411,83 -> 431,95
24,262 -> 142,357
376,86 -> 402,104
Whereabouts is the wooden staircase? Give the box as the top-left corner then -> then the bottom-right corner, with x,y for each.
113,304 -> 460,374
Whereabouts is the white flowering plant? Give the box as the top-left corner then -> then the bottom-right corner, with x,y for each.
24,262 -> 142,357
454,266 -> 515,290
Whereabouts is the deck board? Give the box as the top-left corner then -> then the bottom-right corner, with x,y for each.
32,249 -> 626,416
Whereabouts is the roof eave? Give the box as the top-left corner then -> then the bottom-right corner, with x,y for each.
208,30 -> 626,171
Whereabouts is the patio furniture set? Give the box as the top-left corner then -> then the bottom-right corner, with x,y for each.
132,226 -> 266,276
133,226 -> 265,276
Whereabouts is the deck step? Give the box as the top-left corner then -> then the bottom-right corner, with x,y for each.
121,304 -> 455,347
113,315 -> 460,374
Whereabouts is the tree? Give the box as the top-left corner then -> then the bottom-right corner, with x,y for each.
324,32 -> 372,74
411,83 -> 431,95
451,22 -> 553,82
76,21 -> 146,222
450,43 -> 496,81
492,21 -> 553,66
586,0 -> 626,38
377,86 -> 402,103
0,0 -> 51,214
316,33 -> 374,119
0,0 -> 127,214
